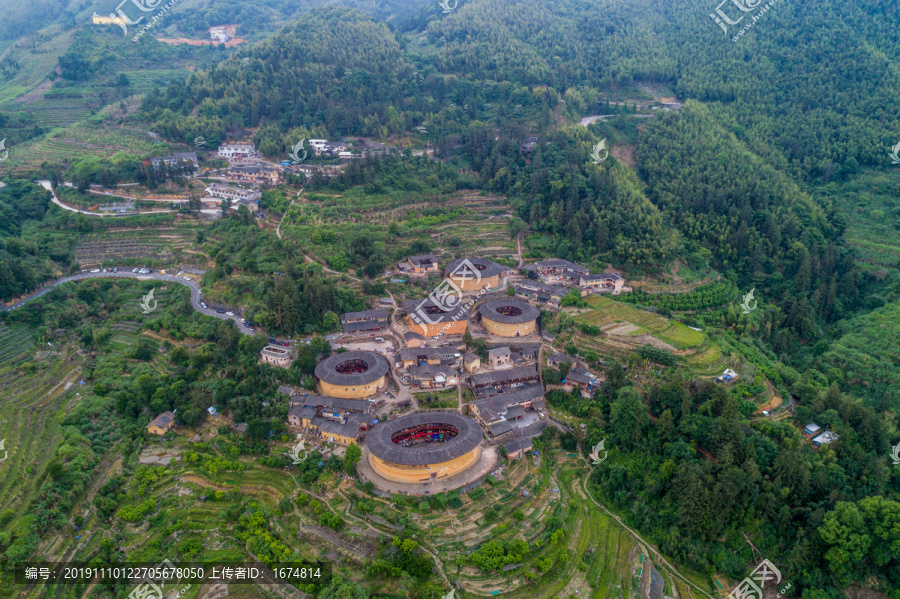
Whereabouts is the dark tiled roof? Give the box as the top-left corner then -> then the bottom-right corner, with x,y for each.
501,438 -> 533,455
478,299 -> 540,325
315,350 -> 390,387
488,420 -> 514,436
367,412 -> 482,466
340,309 -> 389,322
471,365 -> 538,387
289,405 -> 319,421
289,394 -> 372,413
565,366 -> 598,385
581,273 -> 622,282
404,332 -> 425,341
446,258 -> 507,279
148,411 -> 175,428
408,254 -> 440,265
398,347 -> 459,362
342,319 -> 388,332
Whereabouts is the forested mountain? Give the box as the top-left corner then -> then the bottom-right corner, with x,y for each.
138,0 -> 900,357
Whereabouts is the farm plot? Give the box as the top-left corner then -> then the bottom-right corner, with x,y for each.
75,227 -> 199,267
0,348 -> 77,531
577,296 -> 705,350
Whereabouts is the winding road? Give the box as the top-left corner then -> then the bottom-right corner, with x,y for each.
37,181 -> 175,218
1,271 -> 257,335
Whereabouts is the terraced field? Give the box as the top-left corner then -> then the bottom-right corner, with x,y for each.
75,226 -> 202,267
0,120 -> 166,174
576,296 -> 704,350
0,325 -> 81,529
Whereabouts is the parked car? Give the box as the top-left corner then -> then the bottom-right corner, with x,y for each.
183,275 -> 190,280
226,312 -> 234,316
216,310 -> 225,314
91,269 -> 100,273
112,268 -> 118,273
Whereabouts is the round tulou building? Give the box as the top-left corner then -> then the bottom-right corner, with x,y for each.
366,412 -> 483,483
445,258 -> 508,292
477,298 -> 540,337
315,350 -> 389,399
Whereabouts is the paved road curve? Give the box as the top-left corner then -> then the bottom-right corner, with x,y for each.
1,271 -> 257,335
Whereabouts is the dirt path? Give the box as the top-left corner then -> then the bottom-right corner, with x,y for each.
576,459 -> 714,599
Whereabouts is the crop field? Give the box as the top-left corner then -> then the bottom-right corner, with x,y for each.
576,296 -> 705,350
826,169 -> 900,271
0,333 -> 81,536
0,119 -> 166,174
75,226 -> 202,267
0,27 -> 77,104
284,190 -> 517,272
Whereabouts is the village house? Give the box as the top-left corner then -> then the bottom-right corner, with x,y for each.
488,347 -> 512,368
209,25 -> 236,42
147,411 -> 176,435
501,437 -> 534,460
470,365 -> 539,396
396,347 -> 461,370
259,345 -> 293,368
205,183 -> 261,203
225,166 -> 280,187
578,273 -> 626,294
468,384 -> 545,428
547,353 -> 574,368
216,142 -> 259,161
515,281 -> 568,309
339,309 -> 390,334
563,366 -> 601,396
398,254 -> 441,275
407,364 -> 459,389
531,259 -> 590,278
285,393 -> 374,445
403,331 -> 426,348
463,353 -> 481,373
522,136 -> 538,153
150,152 -> 198,169
813,431 -> 839,448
